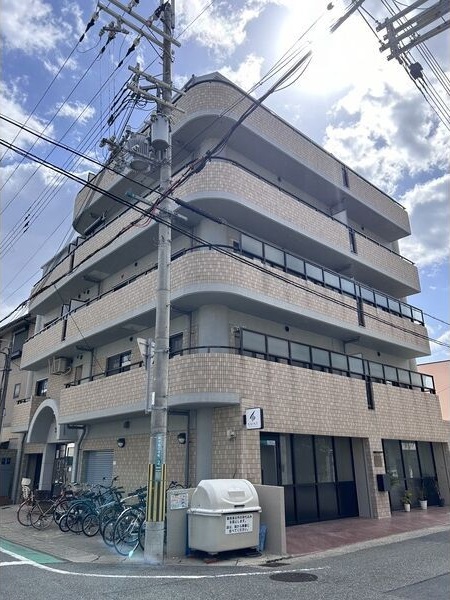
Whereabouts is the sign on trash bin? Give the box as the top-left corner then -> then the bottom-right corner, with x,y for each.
225,513 -> 253,534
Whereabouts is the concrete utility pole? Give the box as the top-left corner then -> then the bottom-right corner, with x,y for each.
143,1 -> 174,565
98,0 -> 180,564
0,345 -> 12,436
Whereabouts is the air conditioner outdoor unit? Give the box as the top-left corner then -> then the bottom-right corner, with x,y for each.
51,357 -> 71,375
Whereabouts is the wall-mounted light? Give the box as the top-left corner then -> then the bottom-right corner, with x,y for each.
177,432 -> 186,445
117,438 -> 126,448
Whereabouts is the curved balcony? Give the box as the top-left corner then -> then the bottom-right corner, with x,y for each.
173,76 -> 411,240
29,152 -> 419,315
58,353 -> 446,443
22,249 -> 430,371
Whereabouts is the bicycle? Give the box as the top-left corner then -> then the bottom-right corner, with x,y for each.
16,479 -> 34,527
29,487 -> 75,530
101,487 -> 146,546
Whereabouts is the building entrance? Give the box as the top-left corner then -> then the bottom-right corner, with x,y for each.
261,433 -> 359,525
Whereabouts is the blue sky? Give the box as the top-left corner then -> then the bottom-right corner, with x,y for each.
0,0 -> 449,363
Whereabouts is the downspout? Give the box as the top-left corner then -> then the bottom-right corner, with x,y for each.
11,433 -> 26,503
11,367 -> 36,503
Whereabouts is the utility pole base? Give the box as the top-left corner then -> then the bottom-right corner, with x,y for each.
143,520 -> 165,564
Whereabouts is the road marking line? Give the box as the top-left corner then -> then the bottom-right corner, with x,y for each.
0,546 -> 328,580
0,560 -> 32,566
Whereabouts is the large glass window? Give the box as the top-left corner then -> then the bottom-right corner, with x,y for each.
293,435 -> 315,484
417,442 -> 435,477
334,437 -> 354,481
315,437 -> 335,483
402,441 -> 420,479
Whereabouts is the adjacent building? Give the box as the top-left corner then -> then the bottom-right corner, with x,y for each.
6,73 -> 449,523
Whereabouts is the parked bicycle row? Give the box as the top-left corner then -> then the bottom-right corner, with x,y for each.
17,477 -> 185,556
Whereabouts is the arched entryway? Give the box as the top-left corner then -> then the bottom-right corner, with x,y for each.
27,400 -> 78,493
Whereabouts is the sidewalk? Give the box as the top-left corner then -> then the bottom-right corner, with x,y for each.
1,503 -> 449,566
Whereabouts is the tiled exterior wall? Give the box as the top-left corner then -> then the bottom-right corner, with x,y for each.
21,321 -> 64,368
22,251 -> 428,369
60,368 -> 146,420
176,161 -> 419,290
169,354 -> 448,440
11,397 -> 46,432
173,80 -> 410,230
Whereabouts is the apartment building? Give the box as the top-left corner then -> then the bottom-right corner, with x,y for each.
0,315 -> 35,503
11,73 -> 449,523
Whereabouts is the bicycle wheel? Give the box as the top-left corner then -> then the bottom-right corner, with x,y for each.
113,509 -> 142,556
99,504 -> 122,536
53,498 -> 70,524
30,502 -> 53,530
17,501 -> 33,527
82,513 -> 100,537
101,518 -> 116,546
66,502 -> 92,534
58,513 -> 70,532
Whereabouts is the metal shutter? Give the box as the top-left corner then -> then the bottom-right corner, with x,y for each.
83,450 -> 114,485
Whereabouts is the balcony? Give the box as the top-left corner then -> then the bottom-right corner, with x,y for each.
58,352 -> 446,444
72,165 -> 158,236
21,249 -> 430,370
173,76 -> 411,241
176,160 -> 420,296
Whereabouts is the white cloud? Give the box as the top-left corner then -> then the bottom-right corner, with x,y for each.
323,81 -> 449,195
54,101 -> 96,125
0,0 -> 70,54
399,174 -> 450,268
0,82 -> 55,154
219,54 -> 265,91
176,0 -> 276,55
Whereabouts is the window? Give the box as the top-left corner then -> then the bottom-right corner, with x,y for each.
13,383 -> 21,398
169,333 -> 183,357
106,351 -> 131,376
36,379 -> 48,396
11,327 -> 29,359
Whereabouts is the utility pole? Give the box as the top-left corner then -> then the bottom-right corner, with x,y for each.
143,1 -> 174,564
97,0 -> 180,564
0,345 -> 12,436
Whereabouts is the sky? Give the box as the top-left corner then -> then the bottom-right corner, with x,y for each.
0,0 -> 449,364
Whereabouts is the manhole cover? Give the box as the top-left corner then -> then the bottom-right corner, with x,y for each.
270,572 -> 318,583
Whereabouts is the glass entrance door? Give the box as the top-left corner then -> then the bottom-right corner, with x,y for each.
261,432 -> 359,525
260,433 -> 280,486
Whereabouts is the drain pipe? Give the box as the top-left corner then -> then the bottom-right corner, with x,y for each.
11,433 -> 26,503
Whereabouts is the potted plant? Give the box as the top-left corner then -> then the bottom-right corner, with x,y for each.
418,486 -> 427,510
401,490 -> 413,512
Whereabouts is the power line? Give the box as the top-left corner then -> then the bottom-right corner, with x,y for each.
1,135 -> 448,353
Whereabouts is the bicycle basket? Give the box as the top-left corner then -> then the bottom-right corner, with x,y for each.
35,490 -> 51,500
21,485 -> 31,499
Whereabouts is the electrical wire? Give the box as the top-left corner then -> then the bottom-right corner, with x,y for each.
1,135 -> 448,354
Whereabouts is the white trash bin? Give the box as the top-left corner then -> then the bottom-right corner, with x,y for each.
188,479 -> 261,553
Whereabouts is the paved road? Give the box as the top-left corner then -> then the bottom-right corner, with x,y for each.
1,529 -> 449,600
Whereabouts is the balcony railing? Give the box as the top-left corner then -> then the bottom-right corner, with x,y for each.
64,340 -> 435,395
